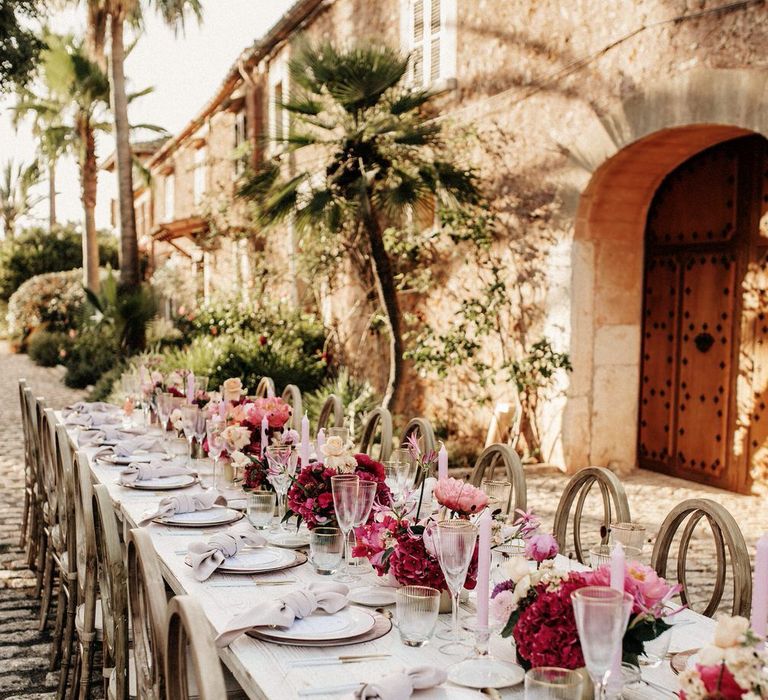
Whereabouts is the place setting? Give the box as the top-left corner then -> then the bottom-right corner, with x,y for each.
138,492 -> 244,528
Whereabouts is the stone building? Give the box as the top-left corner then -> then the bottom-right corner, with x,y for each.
124,0 -> 768,494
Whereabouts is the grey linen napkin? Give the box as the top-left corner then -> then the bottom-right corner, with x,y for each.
77,427 -> 134,446
63,401 -> 119,416
354,667 -> 448,700
64,411 -> 122,428
215,581 -> 350,647
188,528 -> 268,582
139,493 -> 227,526
118,461 -> 192,486
112,435 -> 165,457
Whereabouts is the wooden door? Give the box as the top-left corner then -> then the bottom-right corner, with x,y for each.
638,135 -> 766,492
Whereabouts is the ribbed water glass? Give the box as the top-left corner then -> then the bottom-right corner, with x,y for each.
395,586 -> 440,647
524,667 -> 584,699
309,527 -> 344,575
247,491 -> 275,530
589,544 -> 641,569
481,478 -> 512,513
609,522 -> 647,551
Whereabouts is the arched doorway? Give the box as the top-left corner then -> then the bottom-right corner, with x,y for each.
638,134 -> 767,492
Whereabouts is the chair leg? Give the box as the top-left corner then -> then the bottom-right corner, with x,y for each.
19,487 -> 30,548
78,637 -> 95,700
49,578 -> 67,670
34,525 -> 46,593
38,548 -> 55,631
71,645 -> 82,700
56,587 -> 77,700
28,505 -> 41,573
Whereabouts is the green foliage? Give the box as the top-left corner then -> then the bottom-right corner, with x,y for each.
303,368 -> 378,442
0,1 -> 45,94
0,225 -> 119,300
27,329 -> 72,367
7,268 -> 85,347
82,271 -> 157,351
88,362 -> 128,401
63,325 -> 119,389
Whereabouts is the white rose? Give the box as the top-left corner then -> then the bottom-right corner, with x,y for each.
697,645 -> 726,666
511,575 -> 531,607
321,435 -> 346,457
222,377 -> 243,401
230,450 -> 250,469
221,425 -> 251,450
502,556 -> 531,584
326,453 -> 358,473
714,614 -> 750,648
166,371 -> 183,388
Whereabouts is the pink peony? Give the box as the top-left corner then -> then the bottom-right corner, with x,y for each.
525,533 -> 559,563
433,477 -> 489,517
588,561 -> 680,616
243,397 -> 292,429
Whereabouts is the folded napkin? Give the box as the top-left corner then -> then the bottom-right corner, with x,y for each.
64,411 -> 123,428
215,581 -> 349,646
112,435 -> 165,457
139,492 -> 227,526
118,461 -> 191,486
354,667 -> 448,700
188,528 -> 268,582
77,427 -> 134,447
64,401 -> 120,416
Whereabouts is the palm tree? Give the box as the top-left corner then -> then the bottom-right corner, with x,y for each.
12,86 -> 70,230
81,0 -> 202,290
0,159 -> 43,238
36,33 -> 111,291
239,43 -> 480,409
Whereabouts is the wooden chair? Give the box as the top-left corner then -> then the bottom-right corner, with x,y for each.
39,407 -> 62,631
253,376 -> 275,399
32,394 -> 51,586
18,379 -> 33,550
316,394 -> 344,434
651,499 -> 751,618
128,528 -> 168,700
281,384 -> 303,431
468,443 -> 527,514
165,597 -> 227,700
399,417 -> 436,458
93,484 -> 130,700
358,407 -> 393,462
553,467 -> 631,564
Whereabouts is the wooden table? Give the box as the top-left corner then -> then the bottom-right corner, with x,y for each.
73,425 -> 712,699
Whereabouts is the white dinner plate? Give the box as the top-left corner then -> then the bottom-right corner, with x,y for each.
414,688 -> 484,699
258,607 -> 375,642
215,546 -> 295,572
348,585 -> 398,607
267,530 -> 310,548
101,452 -> 165,465
447,658 -> 525,689
156,507 -> 244,527
122,474 -> 197,490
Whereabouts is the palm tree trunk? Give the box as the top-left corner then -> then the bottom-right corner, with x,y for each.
48,159 -> 56,231
359,188 -> 403,410
109,14 -> 140,290
79,117 -> 100,293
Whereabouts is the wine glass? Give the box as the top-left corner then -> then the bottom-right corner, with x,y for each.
330,474 -> 359,583
180,405 -> 200,467
347,480 -> 377,575
436,519 -> 477,655
571,586 -> 633,699
206,417 -> 226,491
194,375 -> 209,396
327,426 -> 350,445
265,445 -> 297,531
156,393 -> 174,438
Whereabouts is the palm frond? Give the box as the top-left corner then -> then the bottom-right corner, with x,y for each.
294,189 -> 334,231
237,162 -> 282,200
282,96 -> 323,116
259,173 -> 308,225
392,123 -> 440,146
388,89 -> 433,115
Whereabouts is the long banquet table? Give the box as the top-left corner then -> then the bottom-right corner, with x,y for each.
68,419 -> 714,699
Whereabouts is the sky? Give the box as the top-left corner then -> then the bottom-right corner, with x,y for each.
0,0 -> 295,233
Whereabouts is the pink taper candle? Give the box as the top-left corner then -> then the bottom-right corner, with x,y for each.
218,398 -> 226,419
300,413 -> 310,465
476,508 -> 492,631
438,443 -> 448,481
752,534 -> 768,646
316,428 -> 325,455
261,415 -> 269,455
610,542 -> 625,591
186,371 -> 195,404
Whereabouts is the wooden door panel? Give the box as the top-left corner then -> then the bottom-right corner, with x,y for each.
638,255 -> 679,466
676,253 -> 736,479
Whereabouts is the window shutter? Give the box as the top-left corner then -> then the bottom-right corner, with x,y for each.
412,0 -> 424,85
429,0 -> 441,82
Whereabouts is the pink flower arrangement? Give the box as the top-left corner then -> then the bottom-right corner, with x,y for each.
286,453 -> 391,530
524,533 -> 559,563
433,477 -> 489,517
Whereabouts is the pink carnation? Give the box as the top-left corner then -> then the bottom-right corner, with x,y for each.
433,477 -> 489,517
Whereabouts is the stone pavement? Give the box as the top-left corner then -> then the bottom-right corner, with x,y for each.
0,346 -> 764,696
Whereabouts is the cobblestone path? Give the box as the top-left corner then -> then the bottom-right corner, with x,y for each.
0,346 -> 764,696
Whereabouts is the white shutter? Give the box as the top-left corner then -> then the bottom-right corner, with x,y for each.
411,0 -> 424,85
429,0 -> 441,83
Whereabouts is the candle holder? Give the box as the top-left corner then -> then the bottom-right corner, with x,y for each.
446,626 -> 525,689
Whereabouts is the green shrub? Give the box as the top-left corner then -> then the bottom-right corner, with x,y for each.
7,269 -> 86,348
27,329 -> 72,367
88,362 -> 128,401
0,225 -> 119,301
64,327 -> 120,389
304,368 -> 378,441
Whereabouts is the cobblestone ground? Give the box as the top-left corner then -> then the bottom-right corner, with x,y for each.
0,345 -> 84,699
0,347 -> 765,695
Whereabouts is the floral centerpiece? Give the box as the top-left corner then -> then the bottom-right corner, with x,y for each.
490,559 -> 681,670
285,436 -> 391,529
679,615 -> 768,699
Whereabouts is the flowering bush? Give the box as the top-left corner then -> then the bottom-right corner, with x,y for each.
679,615 -> 768,699
493,559 -> 681,670
286,452 -> 390,530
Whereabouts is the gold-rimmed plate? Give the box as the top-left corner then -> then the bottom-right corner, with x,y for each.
121,474 -> 197,490
155,506 -> 244,528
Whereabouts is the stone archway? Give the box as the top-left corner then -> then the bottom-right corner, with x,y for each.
558,67 -> 768,481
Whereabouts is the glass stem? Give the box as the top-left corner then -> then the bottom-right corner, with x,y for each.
212,456 -> 219,490
342,528 -> 351,575
277,490 -> 286,525
187,436 -> 193,467
452,590 -> 460,642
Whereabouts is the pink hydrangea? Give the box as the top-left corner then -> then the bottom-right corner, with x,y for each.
433,477 -> 489,517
